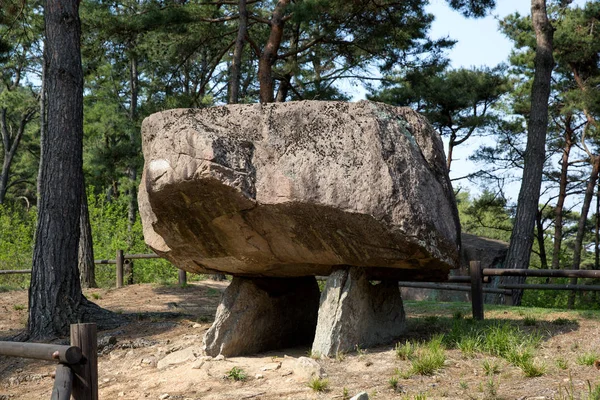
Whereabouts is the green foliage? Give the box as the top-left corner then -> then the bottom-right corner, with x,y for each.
576,352 -> 599,366
395,340 -> 417,360
225,366 -> 247,382
307,377 -> 329,392
443,319 -> 544,377
0,204 -> 35,289
87,191 -> 179,287
409,335 -> 446,376
456,191 -> 512,242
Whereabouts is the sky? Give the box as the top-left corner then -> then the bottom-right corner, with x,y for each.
424,0 -> 532,201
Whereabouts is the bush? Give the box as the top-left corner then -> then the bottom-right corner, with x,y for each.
0,204 -> 36,289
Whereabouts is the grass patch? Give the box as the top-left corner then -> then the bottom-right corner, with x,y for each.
556,357 -> 568,370
13,304 -> 25,311
395,340 -> 416,360
307,377 -> 329,392
482,359 -> 500,375
410,335 -> 446,376
576,351 -> 599,366
225,366 -> 247,381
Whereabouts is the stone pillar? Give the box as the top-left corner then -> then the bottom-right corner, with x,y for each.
203,276 -> 320,357
312,267 -> 405,357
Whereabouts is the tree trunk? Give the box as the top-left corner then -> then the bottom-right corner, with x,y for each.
535,210 -> 548,270
550,118 -> 573,271
594,180 -> 600,270
229,0 -> 247,104
0,109 -> 30,204
29,0 -> 115,340
127,55 -> 138,246
502,0 -> 554,306
258,0 -> 290,103
37,58 -> 46,204
210,273 -> 226,281
78,187 -> 96,288
567,156 -> 600,309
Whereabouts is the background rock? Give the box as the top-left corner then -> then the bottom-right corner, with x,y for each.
139,100 -> 460,281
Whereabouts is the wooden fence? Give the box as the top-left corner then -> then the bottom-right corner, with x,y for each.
4,255 -> 600,319
0,250 -> 187,288
399,261 -> 600,320
0,323 -> 97,400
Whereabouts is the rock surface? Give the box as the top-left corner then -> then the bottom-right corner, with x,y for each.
202,276 -> 320,357
401,233 -> 508,303
157,347 -> 198,370
139,100 -> 460,280
311,267 -> 405,357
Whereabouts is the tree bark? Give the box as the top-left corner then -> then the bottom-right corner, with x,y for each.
502,0 -> 554,306
258,0 -> 290,103
229,0 -> 247,104
0,109 -> 33,204
535,210 -> 548,270
37,57 -> 46,204
567,156 -> 600,309
28,0 -> 115,340
78,187 -> 96,288
550,117 -> 573,271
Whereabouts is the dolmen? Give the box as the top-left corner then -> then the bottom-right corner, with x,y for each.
138,100 -> 461,357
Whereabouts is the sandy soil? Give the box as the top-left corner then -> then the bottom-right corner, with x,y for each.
1,281 -> 600,400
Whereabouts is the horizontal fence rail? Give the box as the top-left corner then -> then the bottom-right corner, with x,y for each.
0,323 -> 97,400
483,268 -> 600,279
0,342 -> 82,364
0,269 -> 32,275
398,281 -> 510,295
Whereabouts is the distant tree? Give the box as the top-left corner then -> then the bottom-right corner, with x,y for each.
502,0 -> 554,305
370,65 -> 510,171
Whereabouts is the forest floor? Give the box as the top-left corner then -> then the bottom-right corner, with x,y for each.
1,280 -> 600,400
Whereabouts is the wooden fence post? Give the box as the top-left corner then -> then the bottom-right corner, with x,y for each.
70,323 -> 98,400
51,364 -> 73,400
124,259 -> 134,285
470,261 -> 484,320
178,269 -> 187,286
116,250 -> 124,288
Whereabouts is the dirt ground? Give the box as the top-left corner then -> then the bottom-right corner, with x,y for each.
1,280 -> 600,400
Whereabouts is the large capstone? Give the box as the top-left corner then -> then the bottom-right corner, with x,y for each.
139,100 -> 460,280
202,276 -> 320,356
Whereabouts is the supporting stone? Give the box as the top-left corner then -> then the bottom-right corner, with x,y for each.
312,267 -> 405,357
203,276 -> 320,357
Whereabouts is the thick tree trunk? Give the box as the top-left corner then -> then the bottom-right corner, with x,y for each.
78,187 -> 96,288
229,0 -> 247,104
567,156 -> 600,309
550,119 -> 573,271
29,0 -> 115,340
503,0 -> 554,306
258,0 -> 290,103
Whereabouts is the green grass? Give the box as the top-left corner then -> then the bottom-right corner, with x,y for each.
556,357 -> 568,370
576,351 -> 599,366
482,359 -> 500,375
395,340 -> 416,360
307,377 -> 329,392
410,335 -> 446,376
225,366 -> 247,382
13,304 -> 25,311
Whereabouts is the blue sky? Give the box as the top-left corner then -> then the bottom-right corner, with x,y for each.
423,0 -> 588,201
